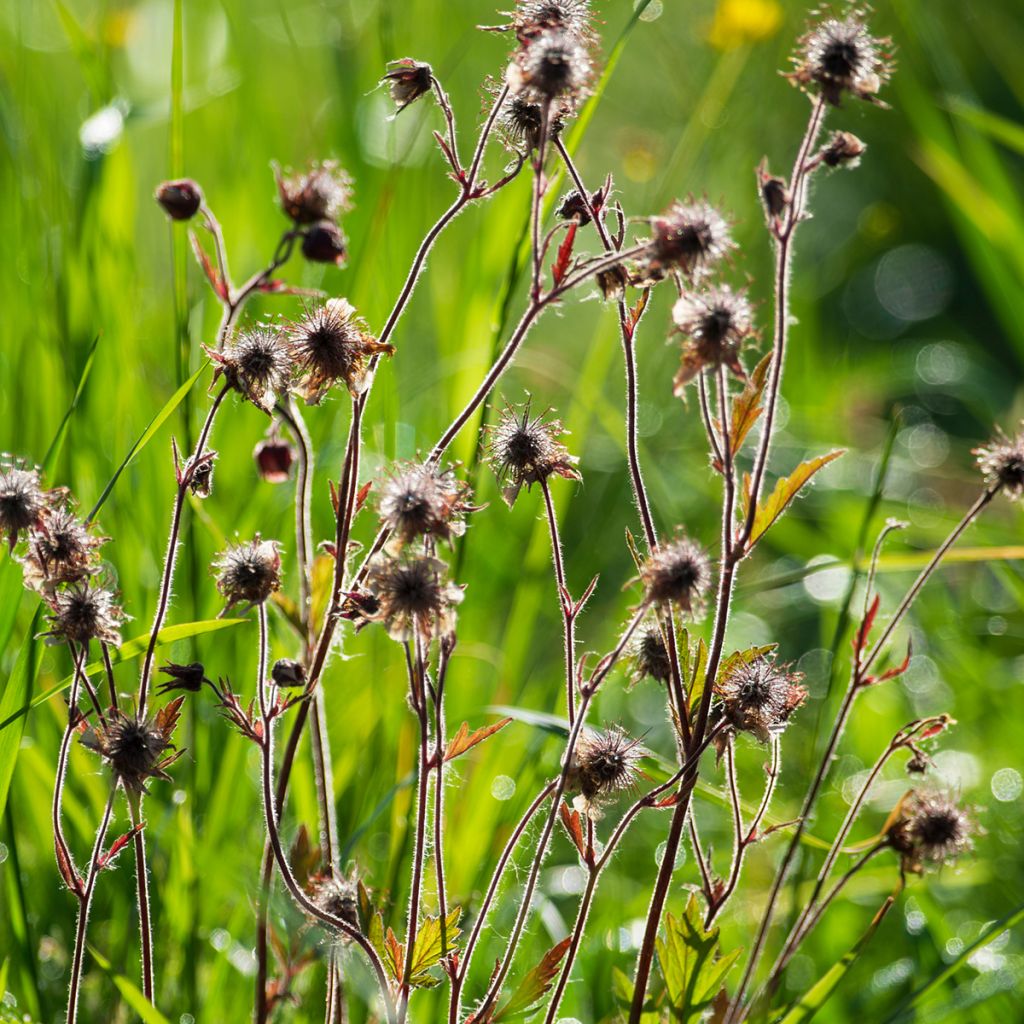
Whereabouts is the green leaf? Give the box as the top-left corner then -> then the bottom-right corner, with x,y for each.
0,618 -> 244,734
686,634 -> 709,712
493,937 -> 572,1020
777,897 -> 894,1024
0,611 -> 43,819
86,945 -> 174,1024
747,450 -> 845,548
880,901 -> 1024,1024
87,361 -> 209,523
656,894 -> 741,1024
611,965 -> 661,1023
406,907 -> 462,987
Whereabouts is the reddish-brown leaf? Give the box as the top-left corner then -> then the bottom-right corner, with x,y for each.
492,938 -> 572,1020
559,800 -> 586,859
551,223 -> 577,287
854,594 -> 881,656
189,231 -> 229,301
444,718 -> 512,762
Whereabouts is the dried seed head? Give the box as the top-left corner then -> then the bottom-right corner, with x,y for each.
157,661 -> 207,695
0,458 -> 48,551
212,327 -> 293,413
497,94 -> 570,152
364,553 -> 463,641
789,9 -> 892,106
716,656 -> 807,743
640,535 -> 711,613
309,874 -> 359,932
672,285 -> 754,391
189,454 -> 216,498
301,221 -> 349,266
756,159 -> 791,225
381,59 -> 434,112
46,582 -> 124,647
507,27 -> 593,104
557,188 -> 602,226
288,298 -> 393,404
974,427 -> 1024,499
22,506 -> 105,591
568,726 -> 643,806
254,437 -> 296,483
276,161 -> 353,225
80,705 -> 182,793
155,179 -> 203,221
513,0 -> 595,42
885,790 -> 973,874
272,658 -> 306,688
819,129 -> 867,168
215,537 -> 282,608
597,264 -> 630,303
634,199 -> 734,287
378,462 -> 472,546
629,623 -> 672,686
485,400 -> 580,507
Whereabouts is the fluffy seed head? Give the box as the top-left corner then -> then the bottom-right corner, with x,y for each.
497,94 -> 570,152
513,0 -> 595,42
309,874 -> 359,933
215,537 -> 282,608
381,59 -> 434,111
974,427 -> 1024,499
819,129 -> 867,168
629,623 -> 673,686
790,9 -> 892,106
0,458 -> 48,551
640,535 -> 711,613
23,506 -> 104,591
213,327 -> 293,413
155,179 -> 203,221
47,582 -> 124,647
507,27 -> 592,103
634,200 -> 734,287
276,161 -> 353,225
288,299 -> 393,404
80,705 -> 182,793
378,462 -> 471,546
716,655 -> 807,743
364,553 -> 463,641
672,285 -> 754,391
485,400 -> 580,506
885,790 -> 973,874
568,727 -> 643,806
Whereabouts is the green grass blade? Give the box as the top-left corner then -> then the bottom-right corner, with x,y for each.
42,333 -> 100,477
0,610 -> 43,818
87,945 -> 174,1024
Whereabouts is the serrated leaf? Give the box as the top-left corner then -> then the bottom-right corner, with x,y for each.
687,636 -> 709,712
493,937 -> 572,1020
368,912 -> 399,982
656,894 -> 741,1024
444,718 -> 512,762
406,908 -> 463,987
776,897 -> 893,1024
559,800 -> 586,860
715,352 -> 771,472
611,965 -> 660,1022
716,644 -> 777,685
747,450 -> 844,548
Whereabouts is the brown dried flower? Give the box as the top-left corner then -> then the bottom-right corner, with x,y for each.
276,161 -> 353,225
80,701 -> 185,793
155,179 -> 203,221
210,327 -> 293,414
378,462 -> 472,546
672,284 -> 754,391
254,436 -> 296,484
287,299 -> 393,404
0,457 -> 49,551
715,655 -> 807,744
885,790 -> 973,874
511,0 -> 595,43
45,582 -> 124,647
639,535 -> 711,614
497,94 -> 571,153
629,622 -> 673,686
506,27 -> 593,104
633,199 -> 734,287
974,426 -> 1024,499
22,506 -> 105,591
380,59 -> 434,112
301,221 -> 349,266
308,873 -> 359,933
364,553 -> 463,641
567,726 -> 643,818
214,537 -> 282,608
817,129 -> 867,169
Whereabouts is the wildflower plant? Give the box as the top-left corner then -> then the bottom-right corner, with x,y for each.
5,4 -> 1017,1024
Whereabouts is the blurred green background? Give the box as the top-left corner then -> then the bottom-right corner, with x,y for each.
2,0 -> 1024,1021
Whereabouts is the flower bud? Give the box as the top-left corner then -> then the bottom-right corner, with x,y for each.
302,221 -> 349,266
155,179 -> 203,221
254,438 -> 296,483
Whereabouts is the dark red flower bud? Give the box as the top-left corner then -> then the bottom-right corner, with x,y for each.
155,179 -> 204,221
254,438 -> 296,483
302,221 -> 348,266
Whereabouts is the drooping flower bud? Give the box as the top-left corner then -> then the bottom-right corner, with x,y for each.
155,179 -> 204,221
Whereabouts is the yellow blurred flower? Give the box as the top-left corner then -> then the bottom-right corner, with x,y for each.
707,0 -> 783,50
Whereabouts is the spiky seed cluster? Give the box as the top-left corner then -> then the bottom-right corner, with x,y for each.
629,623 -> 673,686
497,94 -> 570,153
276,161 -> 353,225
215,537 -> 282,608
378,462 -> 471,546
789,9 -> 891,106
288,298 -> 393,404
22,506 -> 104,591
512,0 -> 595,43
381,59 -> 434,112
0,459 -> 48,551
634,200 -> 734,287
80,705 -> 183,793
716,656 -> 807,744
309,874 -> 359,933
46,582 -> 124,647
885,791 -> 973,874
486,401 -> 580,507
640,535 -> 711,613
568,727 -> 643,811
507,27 -> 592,104
364,553 -> 463,641
818,130 -> 867,169
974,427 -> 1024,499
672,285 -> 754,391
212,327 -> 293,413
